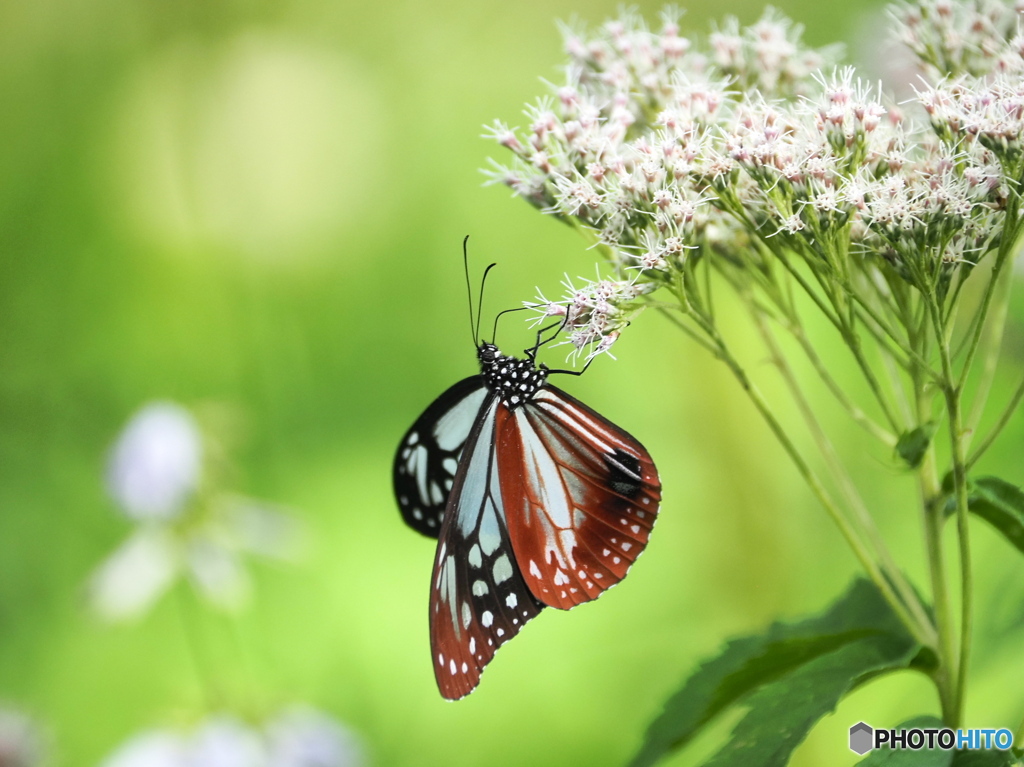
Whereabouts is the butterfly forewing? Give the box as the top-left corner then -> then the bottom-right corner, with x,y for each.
429,396 -> 545,700
394,377 -> 488,538
496,385 -> 661,611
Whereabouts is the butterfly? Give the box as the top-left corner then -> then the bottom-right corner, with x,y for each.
393,246 -> 661,700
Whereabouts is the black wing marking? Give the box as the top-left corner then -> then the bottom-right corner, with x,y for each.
393,376 -> 488,538
429,397 -> 545,700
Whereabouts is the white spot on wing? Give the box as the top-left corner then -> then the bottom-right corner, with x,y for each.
481,611 -> 493,628
492,554 -> 513,584
478,504 -> 501,555
506,592 -> 518,608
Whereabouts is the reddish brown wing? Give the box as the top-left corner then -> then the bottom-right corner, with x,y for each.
496,385 -> 661,610
428,397 -> 545,700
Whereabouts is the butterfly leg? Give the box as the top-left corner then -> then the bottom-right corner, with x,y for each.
544,355 -> 595,377
526,317 -> 570,360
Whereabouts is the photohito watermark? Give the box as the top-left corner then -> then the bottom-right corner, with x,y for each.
849,722 -> 1014,755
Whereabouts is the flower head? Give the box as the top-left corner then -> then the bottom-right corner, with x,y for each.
91,402 -> 302,622
107,402 -> 202,521
487,2 -> 1021,349
0,707 -> 45,767
100,710 -> 364,767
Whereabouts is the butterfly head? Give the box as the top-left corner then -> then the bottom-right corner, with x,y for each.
477,343 -> 548,410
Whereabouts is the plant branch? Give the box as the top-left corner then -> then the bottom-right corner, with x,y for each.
670,290 -> 937,650
750,304 -> 935,642
967,372 -> 1024,471
927,293 -> 974,728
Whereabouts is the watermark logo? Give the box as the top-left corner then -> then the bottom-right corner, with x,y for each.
849,722 -> 873,755
849,722 -> 1014,754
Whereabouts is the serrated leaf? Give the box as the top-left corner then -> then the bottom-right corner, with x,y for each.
896,423 -> 937,469
629,580 -> 920,767
857,716 -> 950,766
967,477 -> 1024,555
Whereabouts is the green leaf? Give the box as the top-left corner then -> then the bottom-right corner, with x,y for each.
952,750 -> 1019,766
857,717 -> 951,766
629,579 -> 920,767
966,477 -> 1024,555
896,423 -> 937,469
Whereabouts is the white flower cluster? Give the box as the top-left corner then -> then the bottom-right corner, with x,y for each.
893,0 -> 1024,78
0,706 -> 45,767
100,708 -> 363,767
92,402 -> 301,621
487,3 -> 1024,357
530,277 -> 656,360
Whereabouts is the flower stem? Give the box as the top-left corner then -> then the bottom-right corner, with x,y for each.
749,304 -> 934,641
916,399 -> 957,723
787,325 -> 897,447
176,584 -> 221,708
967,372 -> 1024,470
674,303 -> 936,649
927,295 -> 973,728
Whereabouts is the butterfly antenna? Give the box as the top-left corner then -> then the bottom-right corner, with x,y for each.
491,306 -> 530,346
463,236 -> 477,347
475,262 -> 497,347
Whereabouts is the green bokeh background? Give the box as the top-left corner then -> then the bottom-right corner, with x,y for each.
2,0 -> 1023,765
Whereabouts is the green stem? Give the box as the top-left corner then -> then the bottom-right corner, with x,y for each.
957,230 -> 1017,395
680,309 -> 936,650
965,259 -> 1014,451
916,396 -> 957,723
176,584 -> 221,708
967,372 -> 1024,471
907,308 -> 957,722
927,295 -> 973,728
654,305 -> 721,356
840,321 -> 904,432
750,306 -> 935,643
788,324 -> 897,447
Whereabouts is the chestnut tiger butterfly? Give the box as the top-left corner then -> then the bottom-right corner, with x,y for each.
393,239 -> 661,699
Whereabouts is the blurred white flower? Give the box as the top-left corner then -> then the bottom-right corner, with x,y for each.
107,402 -> 202,520
91,402 -> 301,622
0,707 -> 44,767
188,718 -> 265,767
89,528 -> 179,621
100,710 -> 364,767
185,538 -> 252,612
102,732 -> 187,767
266,707 -> 365,767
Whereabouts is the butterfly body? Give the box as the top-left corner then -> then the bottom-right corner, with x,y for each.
394,341 -> 661,699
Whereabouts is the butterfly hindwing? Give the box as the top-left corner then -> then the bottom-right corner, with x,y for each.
429,396 -> 545,700
496,385 -> 661,610
393,376 -> 489,538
